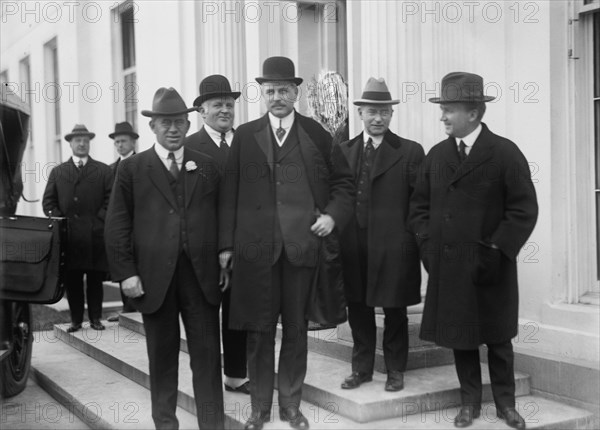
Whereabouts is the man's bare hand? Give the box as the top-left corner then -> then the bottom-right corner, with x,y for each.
219,250 -> 233,270
121,276 -> 144,298
219,268 -> 231,293
310,214 -> 335,237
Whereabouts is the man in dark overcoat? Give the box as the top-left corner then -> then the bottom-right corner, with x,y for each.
42,124 -> 112,332
339,78 -> 424,392
106,121 -> 138,322
105,88 -> 224,429
408,72 -> 538,430
219,56 -> 354,430
185,74 -> 251,395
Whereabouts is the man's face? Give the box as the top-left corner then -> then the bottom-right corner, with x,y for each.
261,82 -> 298,118
358,104 -> 393,137
69,136 -> 90,157
150,114 -> 190,151
439,103 -> 478,138
113,134 -> 136,156
200,97 -> 235,133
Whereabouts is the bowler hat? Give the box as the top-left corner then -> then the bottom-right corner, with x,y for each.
354,77 -> 399,105
193,74 -> 241,107
141,87 -> 196,117
429,72 -> 495,103
256,56 -> 303,85
65,124 -> 95,141
109,121 -> 139,140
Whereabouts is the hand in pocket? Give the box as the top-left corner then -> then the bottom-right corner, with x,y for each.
472,243 -> 502,286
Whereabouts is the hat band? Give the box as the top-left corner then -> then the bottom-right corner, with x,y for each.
361,91 -> 392,101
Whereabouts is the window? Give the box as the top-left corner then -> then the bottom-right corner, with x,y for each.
44,38 -> 61,162
121,2 -> 137,132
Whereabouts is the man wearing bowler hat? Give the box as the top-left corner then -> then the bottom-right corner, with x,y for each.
219,56 -> 354,430
42,124 -> 113,333
105,87 -> 224,429
408,72 -> 538,429
107,121 -> 139,323
185,74 -> 251,395
338,78 -> 424,392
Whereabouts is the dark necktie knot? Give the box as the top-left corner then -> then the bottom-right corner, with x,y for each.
364,138 -> 375,166
168,152 -> 179,179
276,120 -> 286,142
220,132 -> 229,150
77,160 -> 83,169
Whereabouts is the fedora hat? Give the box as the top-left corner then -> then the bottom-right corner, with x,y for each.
429,72 -> 495,103
193,74 -> 241,107
65,124 -> 95,141
109,121 -> 139,140
354,77 -> 399,105
141,87 -> 196,117
256,56 -> 303,85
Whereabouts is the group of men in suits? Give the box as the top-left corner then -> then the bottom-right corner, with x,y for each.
44,55 -> 538,430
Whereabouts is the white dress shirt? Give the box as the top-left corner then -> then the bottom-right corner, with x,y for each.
363,131 -> 384,149
205,124 -> 234,147
119,151 -> 134,161
455,123 -> 482,156
268,111 -> 295,146
154,144 -> 184,171
72,155 -> 88,167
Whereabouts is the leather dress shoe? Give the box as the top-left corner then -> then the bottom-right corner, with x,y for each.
497,407 -> 526,429
90,320 -> 105,331
341,371 -> 372,389
107,315 -> 119,322
244,410 -> 270,430
385,370 -> 404,392
279,406 -> 309,430
454,405 -> 481,428
224,381 -> 250,394
66,323 -> 82,333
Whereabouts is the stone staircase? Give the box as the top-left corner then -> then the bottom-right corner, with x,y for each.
29,312 -> 595,429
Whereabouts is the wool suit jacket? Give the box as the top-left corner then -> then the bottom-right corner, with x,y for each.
42,157 -> 112,272
408,123 -> 538,349
105,146 -> 221,314
219,112 -> 355,330
185,126 -> 228,167
339,131 -> 425,307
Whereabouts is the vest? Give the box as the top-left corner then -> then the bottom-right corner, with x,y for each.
165,167 -> 189,256
355,140 -> 377,229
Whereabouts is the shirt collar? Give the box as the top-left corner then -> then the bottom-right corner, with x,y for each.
120,151 -> 134,161
72,155 -> 88,166
268,111 -> 295,131
363,131 -> 384,149
154,143 -> 184,161
455,123 -> 482,148
204,124 -> 234,146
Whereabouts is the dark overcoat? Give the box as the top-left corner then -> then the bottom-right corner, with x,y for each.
219,112 -> 355,331
340,131 -> 425,307
185,126 -> 227,167
408,123 -> 538,349
104,147 -> 221,314
42,157 -> 112,271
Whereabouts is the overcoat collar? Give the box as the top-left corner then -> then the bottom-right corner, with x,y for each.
342,131 -> 405,180
447,122 -> 495,184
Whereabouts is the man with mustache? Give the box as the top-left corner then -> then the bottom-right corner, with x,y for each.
219,56 -> 354,430
185,74 -> 250,395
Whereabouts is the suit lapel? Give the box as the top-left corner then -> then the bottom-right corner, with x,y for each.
184,148 -> 201,208
450,126 -> 495,184
146,148 -> 177,210
254,114 -> 274,171
341,134 -> 362,179
371,133 -> 404,180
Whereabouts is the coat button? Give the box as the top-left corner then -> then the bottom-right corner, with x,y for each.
73,197 -> 78,202
449,185 -> 455,191
169,209 -> 174,214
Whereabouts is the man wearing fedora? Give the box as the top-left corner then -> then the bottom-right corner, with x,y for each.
408,72 -> 538,429
42,124 -> 113,332
106,121 -> 139,323
338,78 -> 424,393
105,87 -> 224,429
185,74 -> 251,395
219,56 -> 354,430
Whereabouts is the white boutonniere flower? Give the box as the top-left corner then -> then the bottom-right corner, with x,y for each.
185,161 -> 197,172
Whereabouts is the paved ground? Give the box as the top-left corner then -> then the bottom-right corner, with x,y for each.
1,378 -> 90,429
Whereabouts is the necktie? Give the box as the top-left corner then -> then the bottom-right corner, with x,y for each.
364,138 -> 375,167
76,160 -> 83,170
220,132 -> 229,155
167,152 -> 179,180
276,120 -> 286,143
458,140 -> 467,163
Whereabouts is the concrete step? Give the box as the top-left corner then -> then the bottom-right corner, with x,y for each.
119,313 -> 454,373
29,331 -> 198,429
